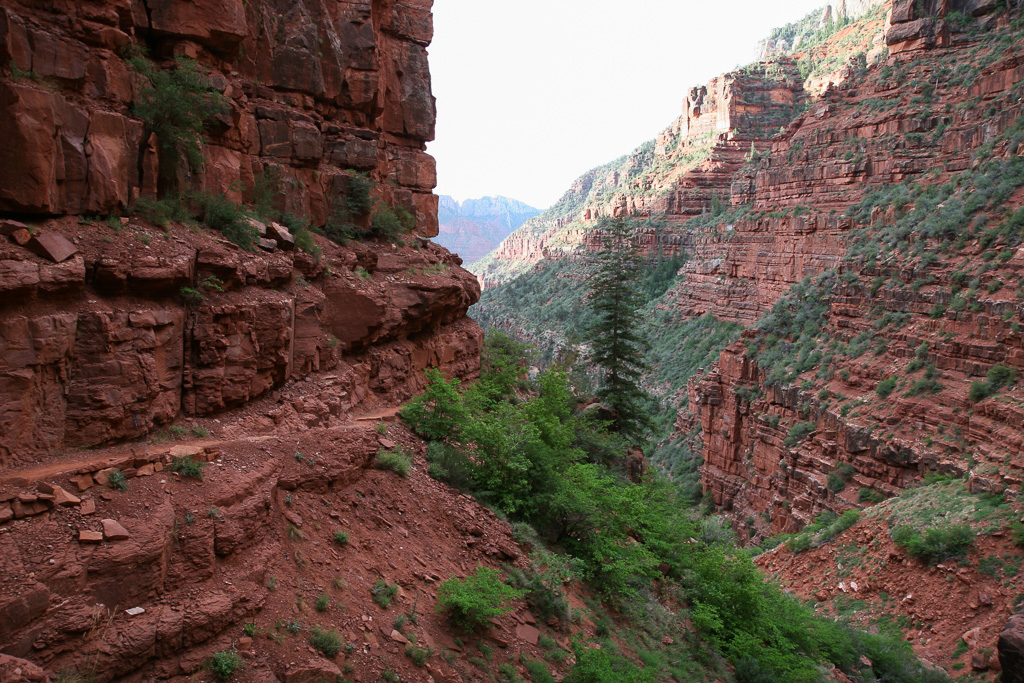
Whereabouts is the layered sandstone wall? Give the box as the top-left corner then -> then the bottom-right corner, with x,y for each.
688,2 -> 1024,538
0,0 -> 440,234
0,218 -> 482,467
0,0 -> 486,467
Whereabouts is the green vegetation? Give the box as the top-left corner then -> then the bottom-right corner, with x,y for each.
308,627 -> 342,657
207,650 -> 243,681
372,580 -> 399,609
969,363 -> 1017,402
436,566 -> 525,630
892,524 -> 975,565
584,218 -> 653,438
375,448 -> 413,477
875,377 -> 897,398
401,332 -> 943,681
764,510 -> 861,554
333,530 -> 349,546
127,53 -> 228,193
108,469 -> 128,491
827,463 -> 857,493
167,455 -> 206,481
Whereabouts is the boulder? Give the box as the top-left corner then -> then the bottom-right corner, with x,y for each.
26,232 -> 78,263
0,654 -> 52,682
999,613 -> 1024,683
101,518 -> 130,540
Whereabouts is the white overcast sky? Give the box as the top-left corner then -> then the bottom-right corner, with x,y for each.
428,0 -> 827,209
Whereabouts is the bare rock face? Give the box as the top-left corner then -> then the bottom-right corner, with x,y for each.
0,0 -> 440,236
0,0 -> 484,465
0,654 -> 52,683
1000,613 -> 1024,683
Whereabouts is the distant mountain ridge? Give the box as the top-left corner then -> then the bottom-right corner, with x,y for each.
435,195 -> 541,265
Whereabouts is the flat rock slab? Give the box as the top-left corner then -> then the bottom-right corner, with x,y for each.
169,445 -> 203,459
515,623 -> 540,645
79,530 -> 103,543
101,518 -> 130,540
52,486 -> 80,507
79,499 -> 96,515
0,219 -> 29,236
26,232 -> 78,263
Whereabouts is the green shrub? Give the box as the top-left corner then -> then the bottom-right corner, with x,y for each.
372,580 -> 399,608
192,192 -> 258,250
127,55 -> 228,192
969,363 -> 1016,402
858,487 -> 886,504
405,643 -> 434,667
969,381 -> 991,402
208,650 -> 243,680
784,422 -> 816,447
129,195 -> 189,227
333,530 -> 349,546
309,627 -> 342,657
1009,521 -> 1024,548
400,368 -> 468,439
375,448 -> 412,478
435,566 -> 525,630
827,463 -> 856,493
524,659 -> 556,683
370,204 -> 414,240
108,469 -> 128,491
292,227 -> 321,259
892,524 -> 974,564
315,593 -> 330,612
875,377 -> 897,398
167,455 -> 206,481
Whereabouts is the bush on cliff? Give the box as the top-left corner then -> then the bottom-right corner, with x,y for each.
127,53 -> 228,194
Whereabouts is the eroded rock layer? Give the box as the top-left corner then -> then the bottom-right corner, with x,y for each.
0,219 -> 482,466
687,3 -> 1024,538
0,0 -> 440,234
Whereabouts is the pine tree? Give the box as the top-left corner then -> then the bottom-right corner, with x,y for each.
584,218 -> 652,439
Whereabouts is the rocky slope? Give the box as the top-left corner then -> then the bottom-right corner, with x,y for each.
0,0 -> 537,679
434,195 -> 539,266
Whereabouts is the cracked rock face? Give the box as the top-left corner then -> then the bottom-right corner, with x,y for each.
0,0 -> 440,235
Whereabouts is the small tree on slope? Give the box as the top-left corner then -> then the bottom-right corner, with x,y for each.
584,217 -> 652,439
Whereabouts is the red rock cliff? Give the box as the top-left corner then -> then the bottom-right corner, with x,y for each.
0,0 -> 440,234
0,0 -> 484,465
686,2 -> 1024,540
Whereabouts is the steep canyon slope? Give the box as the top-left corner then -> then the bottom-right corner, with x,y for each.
473,0 -> 1024,676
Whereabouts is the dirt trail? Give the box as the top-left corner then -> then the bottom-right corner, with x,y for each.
1,404 -> 404,487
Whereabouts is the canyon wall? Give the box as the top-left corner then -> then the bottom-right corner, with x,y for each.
473,61 -> 810,288
687,2 -> 1024,537
0,0 -> 485,466
0,0 -> 440,234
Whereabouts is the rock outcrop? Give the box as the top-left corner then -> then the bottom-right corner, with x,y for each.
0,0 -> 486,464
0,219 -> 481,465
1000,612 -> 1024,683
0,0 -> 440,234
685,1 -> 1024,537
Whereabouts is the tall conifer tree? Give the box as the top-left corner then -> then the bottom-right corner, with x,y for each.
584,218 -> 652,438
